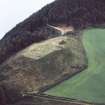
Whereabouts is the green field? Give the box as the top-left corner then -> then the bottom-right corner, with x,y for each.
45,29 -> 105,104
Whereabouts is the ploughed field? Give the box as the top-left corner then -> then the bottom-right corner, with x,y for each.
45,28 -> 105,104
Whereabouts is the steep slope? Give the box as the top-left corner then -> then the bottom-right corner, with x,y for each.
0,0 -> 105,64
0,35 -> 87,104
45,28 -> 105,104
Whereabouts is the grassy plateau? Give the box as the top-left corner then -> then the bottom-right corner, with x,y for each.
45,28 -> 105,104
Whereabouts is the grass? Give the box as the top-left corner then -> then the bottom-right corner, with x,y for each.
45,28 -> 105,104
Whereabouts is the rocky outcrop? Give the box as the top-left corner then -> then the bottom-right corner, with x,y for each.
0,35 -> 87,104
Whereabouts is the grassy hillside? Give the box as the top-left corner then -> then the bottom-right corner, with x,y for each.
45,28 -> 105,104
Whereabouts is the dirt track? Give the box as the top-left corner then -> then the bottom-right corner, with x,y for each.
9,94 -> 93,105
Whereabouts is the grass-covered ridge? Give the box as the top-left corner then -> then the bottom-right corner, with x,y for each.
45,28 -> 105,104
